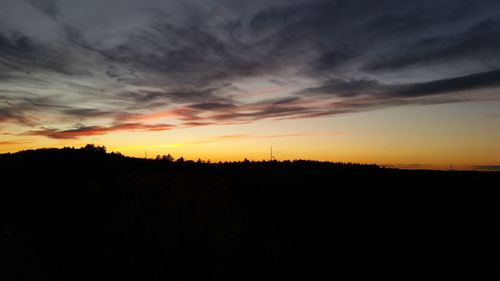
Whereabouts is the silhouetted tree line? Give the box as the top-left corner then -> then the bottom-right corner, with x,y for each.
1,145 -> 500,280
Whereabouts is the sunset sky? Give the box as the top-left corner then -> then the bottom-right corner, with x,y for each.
1,0 -> 500,169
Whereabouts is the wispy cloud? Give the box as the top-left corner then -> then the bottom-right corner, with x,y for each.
1,0 -> 500,139
0,140 -> 32,146
300,69 -> 500,102
26,123 -> 173,139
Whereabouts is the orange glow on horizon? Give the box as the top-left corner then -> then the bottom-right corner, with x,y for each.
1,101 -> 499,171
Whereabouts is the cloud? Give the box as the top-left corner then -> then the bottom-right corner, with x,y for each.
62,108 -> 116,119
0,93 -> 64,125
27,123 -> 173,139
383,164 -> 433,170
1,0 -> 500,139
473,165 -> 500,171
0,30 -> 80,76
26,0 -> 60,20
188,102 -> 236,110
0,108 -> 35,126
392,69 -> 500,97
198,96 -> 314,122
119,87 -> 227,106
365,19 -> 500,72
0,140 -> 32,146
300,79 -> 382,98
302,69 -> 500,98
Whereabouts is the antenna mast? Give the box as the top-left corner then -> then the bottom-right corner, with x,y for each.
270,146 -> 273,161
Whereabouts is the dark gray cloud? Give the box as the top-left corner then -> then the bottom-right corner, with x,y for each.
1,0 -> 500,139
120,88 -> 219,104
393,69 -> 500,97
188,102 -> 236,111
0,108 -> 30,125
0,93 -> 63,125
0,31 -> 87,80
62,108 -> 115,118
301,79 -> 382,98
302,69 -> 500,98
204,96 -> 313,122
366,19 -> 500,72
26,0 -> 60,19
473,165 -> 500,171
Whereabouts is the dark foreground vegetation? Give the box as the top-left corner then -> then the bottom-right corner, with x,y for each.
1,145 -> 500,280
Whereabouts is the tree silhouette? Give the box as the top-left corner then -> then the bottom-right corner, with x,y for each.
155,154 -> 175,162
83,144 -> 106,154
2,145 -> 500,280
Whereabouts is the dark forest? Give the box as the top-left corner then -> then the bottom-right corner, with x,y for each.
1,145 -> 500,280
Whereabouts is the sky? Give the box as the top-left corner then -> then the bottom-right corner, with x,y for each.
1,0 -> 500,169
